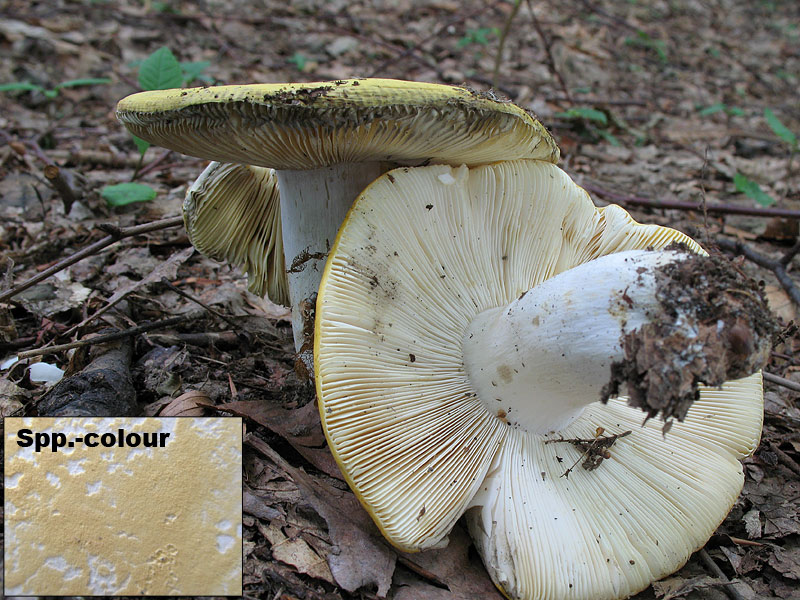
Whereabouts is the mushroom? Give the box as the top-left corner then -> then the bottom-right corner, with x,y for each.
116,79 -> 559,366
315,160 -> 773,599
183,161 -> 288,306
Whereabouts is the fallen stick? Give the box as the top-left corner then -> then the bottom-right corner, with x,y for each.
582,181 -> 800,220
763,371 -> 800,393
715,237 -> 800,306
16,314 -> 194,359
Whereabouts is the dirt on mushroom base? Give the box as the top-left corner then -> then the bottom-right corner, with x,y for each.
601,243 -> 777,427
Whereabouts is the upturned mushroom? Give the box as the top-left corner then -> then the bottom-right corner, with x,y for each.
315,160 -> 774,600
116,79 -> 559,368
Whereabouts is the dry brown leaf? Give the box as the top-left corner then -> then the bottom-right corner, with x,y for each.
763,284 -> 797,322
651,574 -> 722,599
761,218 -> 798,243
260,520 -> 336,585
769,545 -> 800,581
742,508 -> 762,539
394,526 -> 504,600
721,225 -> 759,241
157,390 -> 214,416
248,436 -> 396,596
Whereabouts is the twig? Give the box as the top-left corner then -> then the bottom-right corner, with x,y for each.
396,555 -> 449,589
492,0 -> 523,89
715,238 -> 800,306
526,0 -> 572,102
545,96 -> 647,107
0,216 -> 185,304
581,180 -> 800,219
763,371 -> 800,393
698,549 -> 748,600
769,442 -> 800,477
160,277 -> 241,330
59,293 -> 121,339
780,239 -> 800,266
135,148 -> 174,179
16,314 -> 194,359
0,336 -> 36,352
43,164 -> 78,213
25,139 -> 56,166
727,536 -> 763,547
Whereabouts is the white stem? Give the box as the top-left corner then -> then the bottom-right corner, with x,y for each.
277,162 -> 384,354
462,250 -> 685,435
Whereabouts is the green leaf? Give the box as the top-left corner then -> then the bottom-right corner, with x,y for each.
180,61 -> 211,85
131,135 -> 151,156
101,183 -> 156,207
698,103 -> 744,117
55,78 -> 112,89
0,81 -> 45,93
596,129 -> 621,146
698,103 -> 726,116
764,108 -> 797,146
625,31 -> 668,63
556,107 -> 608,125
288,52 -> 307,71
734,173 -> 775,207
138,47 -> 183,91
456,36 -> 472,49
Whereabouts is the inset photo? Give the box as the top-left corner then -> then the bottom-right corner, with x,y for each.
4,417 -> 242,596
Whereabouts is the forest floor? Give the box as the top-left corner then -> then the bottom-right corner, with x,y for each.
1,0 -> 799,598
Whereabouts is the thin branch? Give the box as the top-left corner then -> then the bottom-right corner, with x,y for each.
396,555 -> 449,590
16,314 -> 194,359
768,442 -> 800,477
160,277 -> 241,331
545,95 -> 647,107
763,371 -> 800,393
43,164 -> 78,213
134,148 -> 174,179
715,238 -> 800,306
526,0 -> 572,102
582,180 -> 800,219
780,239 -> 800,266
698,549 -> 749,600
492,0 -> 523,89
0,216 -> 185,304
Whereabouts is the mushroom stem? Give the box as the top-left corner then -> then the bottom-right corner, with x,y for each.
277,162 -> 384,356
462,248 -> 773,433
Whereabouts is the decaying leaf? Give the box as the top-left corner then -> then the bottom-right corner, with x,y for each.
763,284 -> 796,322
155,389 -> 214,416
768,545 -> 800,581
742,508 -> 762,539
394,526 -> 504,600
651,574 -> 725,599
260,520 -> 336,585
248,436 -> 396,596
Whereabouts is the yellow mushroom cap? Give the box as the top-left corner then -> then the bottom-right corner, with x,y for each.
116,79 -> 559,170
184,162 -> 288,305
314,160 -> 763,600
